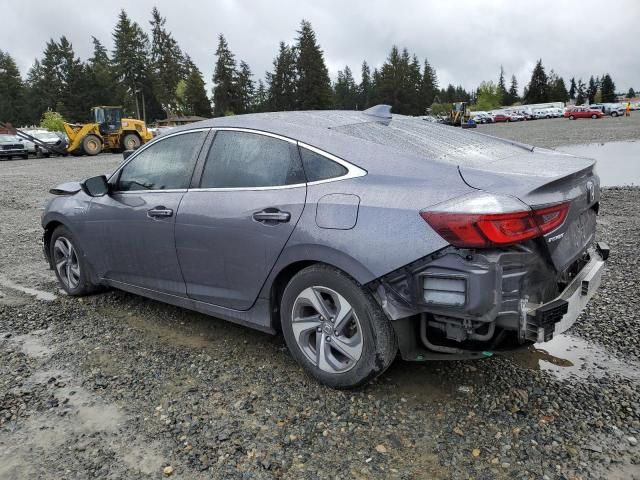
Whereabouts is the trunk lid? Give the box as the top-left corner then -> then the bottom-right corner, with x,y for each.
458,148 -> 600,272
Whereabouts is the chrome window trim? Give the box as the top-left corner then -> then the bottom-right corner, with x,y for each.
111,189 -> 188,195
109,127 -> 211,193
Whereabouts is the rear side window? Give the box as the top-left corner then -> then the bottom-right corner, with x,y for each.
299,147 -> 348,182
116,131 -> 206,191
200,131 -> 304,188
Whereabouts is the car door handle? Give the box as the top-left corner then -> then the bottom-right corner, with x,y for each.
253,209 -> 291,223
147,206 -> 173,218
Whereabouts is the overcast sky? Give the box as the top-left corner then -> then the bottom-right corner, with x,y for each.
2,0 -> 638,94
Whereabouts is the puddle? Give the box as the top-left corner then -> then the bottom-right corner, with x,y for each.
11,331 -> 56,358
0,275 -> 56,302
556,141 -> 640,187
505,334 -> 640,381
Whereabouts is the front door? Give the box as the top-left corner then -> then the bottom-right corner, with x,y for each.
175,129 -> 307,310
83,129 -> 208,295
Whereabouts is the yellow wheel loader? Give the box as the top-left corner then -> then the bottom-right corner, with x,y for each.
63,106 -> 153,156
446,102 -> 476,128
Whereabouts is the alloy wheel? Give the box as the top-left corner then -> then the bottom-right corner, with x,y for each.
53,237 -> 80,290
291,286 -> 363,373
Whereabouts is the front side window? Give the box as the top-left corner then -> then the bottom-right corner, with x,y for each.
116,131 -> 206,191
200,131 -> 304,188
299,147 -> 348,182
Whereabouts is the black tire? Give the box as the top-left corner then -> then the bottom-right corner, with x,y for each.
611,112 -> 618,117
21,154 -> 28,159
82,135 -> 102,156
569,115 -> 575,120
7,155 -> 12,160
122,133 -> 141,151
49,225 -> 98,296
592,114 -> 598,119
280,264 -> 397,389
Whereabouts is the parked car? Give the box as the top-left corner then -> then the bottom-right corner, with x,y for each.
471,112 -> 493,124
533,110 -> 550,119
0,134 -> 29,160
507,112 -> 524,121
30,130 -> 68,157
590,103 -> 625,117
564,107 -> 604,120
42,106 -> 608,388
492,112 -> 511,122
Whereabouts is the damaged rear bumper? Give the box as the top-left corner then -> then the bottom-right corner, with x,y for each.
524,244 -> 606,343
373,242 -> 609,361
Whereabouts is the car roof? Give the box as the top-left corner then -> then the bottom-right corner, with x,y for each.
169,108 -> 534,172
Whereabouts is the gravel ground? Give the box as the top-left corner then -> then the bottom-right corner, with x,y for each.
478,114 -> 640,147
1,120 -> 640,479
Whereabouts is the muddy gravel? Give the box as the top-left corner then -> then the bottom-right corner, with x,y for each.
1,121 -> 640,479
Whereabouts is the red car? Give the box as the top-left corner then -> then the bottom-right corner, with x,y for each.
493,113 -> 511,122
564,107 -> 603,120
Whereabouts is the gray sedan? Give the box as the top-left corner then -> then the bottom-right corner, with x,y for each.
42,106 -> 608,388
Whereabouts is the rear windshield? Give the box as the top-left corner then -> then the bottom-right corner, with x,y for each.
332,117 -> 520,167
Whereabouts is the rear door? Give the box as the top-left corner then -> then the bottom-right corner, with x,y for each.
83,129 -> 209,295
175,129 -> 307,310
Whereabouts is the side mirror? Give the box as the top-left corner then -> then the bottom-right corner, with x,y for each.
81,175 -> 109,197
123,149 -> 134,160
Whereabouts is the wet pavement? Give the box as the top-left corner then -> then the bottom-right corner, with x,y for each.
556,141 -> 640,187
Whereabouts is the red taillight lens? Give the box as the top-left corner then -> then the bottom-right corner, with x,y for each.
421,202 -> 569,248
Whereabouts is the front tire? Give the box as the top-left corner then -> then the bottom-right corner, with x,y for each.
280,265 -> 397,389
122,133 -> 141,151
612,112 -> 618,117
82,135 -> 102,156
50,226 -> 97,296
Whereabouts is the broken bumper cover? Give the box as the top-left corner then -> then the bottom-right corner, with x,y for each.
525,245 -> 606,343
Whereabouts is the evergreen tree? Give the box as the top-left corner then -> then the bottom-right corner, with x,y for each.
294,20 -> 332,109
212,34 -> 238,117
149,7 -> 185,117
408,54 -> 422,115
524,59 -> 549,104
419,59 -> 438,111
627,88 -> 636,99
370,67 -> 382,105
266,42 -> 297,111
506,75 -> 519,105
575,79 -> 587,105
86,37 -> 119,108
497,66 -> 507,105
358,61 -> 372,109
253,79 -> 269,112
587,75 -> 598,104
547,70 -> 569,102
182,59 -> 211,117
333,65 -> 358,109
0,50 -> 26,125
377,46 -> 418,114
112,10 -> 158,120
600,74 -> 616,102
568,77 -> 577,100
236,61 -> 255,114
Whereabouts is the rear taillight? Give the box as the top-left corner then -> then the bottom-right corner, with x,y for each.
420,193 -> 569,248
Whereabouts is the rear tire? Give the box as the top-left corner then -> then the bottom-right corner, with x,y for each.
82,135 -> 102,156
122,133 -> 141,151
612,112 -> 618,117
569,115 -> 575,120
280,265 -> 397,389
50,226 -> 98,296
592,114 -> 598,119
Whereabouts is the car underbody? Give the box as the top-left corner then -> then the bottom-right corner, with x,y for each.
372,239 -> 609,361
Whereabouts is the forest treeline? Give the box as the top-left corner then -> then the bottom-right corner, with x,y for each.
0,8 -> 626,126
